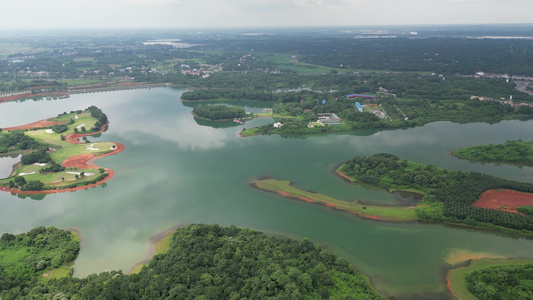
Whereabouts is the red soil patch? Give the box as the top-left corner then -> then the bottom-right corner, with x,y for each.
64,123 -> 108,144
0,122 -> 124,195
362,215 -> 386,221
63,143 -> 124,169
2,119 -> 64,131
445,271 -> 458,300
336,170 -> 353,182
278,191 -> 313,203
276,189 -> 387,221
472,189 -> 533,214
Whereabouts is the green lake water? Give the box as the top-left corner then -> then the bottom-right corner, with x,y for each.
1,87 -> 533,299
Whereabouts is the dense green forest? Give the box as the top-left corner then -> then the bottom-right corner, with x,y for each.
0,226 -> 79,295
179,72 -> 533,136
0,131 -> 44,154
0,224 -> 384,300
465,263 -> 533,299
192,105 -> 247,120
452,140 -> 533,165
241,95 -> 533,136
338,153 -> 533,232
87,105 -> 108,131
180,73 -> 531,101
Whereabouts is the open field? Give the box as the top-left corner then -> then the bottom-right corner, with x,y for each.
42,267 -> 73,281
0,43 -> 49,57
472,189 -> 533,214
58,79 -> 104,86
253,178 -> 419,221
448,258 -> 533,300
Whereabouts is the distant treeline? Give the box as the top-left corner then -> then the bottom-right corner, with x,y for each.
295,38 -> 533,76
179,73 -> 532,102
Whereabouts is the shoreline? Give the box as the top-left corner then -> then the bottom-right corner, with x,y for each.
445,257 -> 533,300
128,224 -> 187,274
2,118 -> 65,131
0,121 -> 124,195
0,83 -> 169,105
250,178 -> 419,222
0,91 -> 69,104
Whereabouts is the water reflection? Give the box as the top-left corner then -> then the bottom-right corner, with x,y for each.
193,117 -> 240,128
0,155 -> 20,178
16,193 -> 47,201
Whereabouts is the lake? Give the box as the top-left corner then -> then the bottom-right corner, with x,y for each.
1,87 -> 533,299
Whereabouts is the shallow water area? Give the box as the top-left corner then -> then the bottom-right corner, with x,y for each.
1,87 -> 533,299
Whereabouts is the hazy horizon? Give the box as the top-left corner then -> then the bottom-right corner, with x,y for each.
1,0 -> 532,30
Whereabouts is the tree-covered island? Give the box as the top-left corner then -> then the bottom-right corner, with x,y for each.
192,104 -> 247,121
0,224 -> 385,300
452,139 -> 533,166
0,106 -> 123,193
255,153 -> 533,234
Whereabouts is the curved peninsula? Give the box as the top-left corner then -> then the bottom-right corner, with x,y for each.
252,178 -> 419,222
254,153 -> 533,234
0,106 -> 123,194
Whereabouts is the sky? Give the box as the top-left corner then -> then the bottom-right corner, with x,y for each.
0,0 -> 532,30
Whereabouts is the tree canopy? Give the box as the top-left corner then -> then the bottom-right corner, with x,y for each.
1,224 -> 384,300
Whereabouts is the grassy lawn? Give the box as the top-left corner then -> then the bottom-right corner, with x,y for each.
448,258 -> 533,300
0,248 -> 30,265
1,167 -> 104,186
51,142 -> 116,163
254,179 -> 419,221
240,127 -> 262,137
41,267 -> 73,281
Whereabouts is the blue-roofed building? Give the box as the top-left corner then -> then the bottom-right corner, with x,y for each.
355,102 -> 363,112
321,99 -> 327,104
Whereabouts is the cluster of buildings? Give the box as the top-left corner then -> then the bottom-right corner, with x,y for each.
180,64 -> 221,78
472,96 -> 533,108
